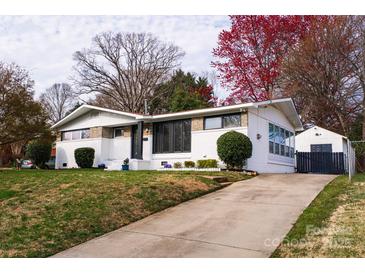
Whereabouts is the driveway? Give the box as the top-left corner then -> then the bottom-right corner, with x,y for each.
53,173 -> 336,258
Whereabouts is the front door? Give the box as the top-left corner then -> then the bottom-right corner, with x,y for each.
131,122 -> 143,159
131,125 -> 139,159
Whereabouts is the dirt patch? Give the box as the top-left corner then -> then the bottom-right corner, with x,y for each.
159,175 -> 211,192
59,183 -> 74,189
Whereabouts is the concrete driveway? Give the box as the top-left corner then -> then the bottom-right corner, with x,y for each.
53,173 -> 336,258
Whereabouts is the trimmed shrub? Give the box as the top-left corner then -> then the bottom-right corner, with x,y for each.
217,130 -> 252,170
197,159 -> 218,168
184,160 -> 195,168
173,162 -> 182,168
25,142 -> 52,169
74,147 -> 95,168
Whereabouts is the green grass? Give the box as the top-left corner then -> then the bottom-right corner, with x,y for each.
272,174 -> 365,257
0,169 -> 250,257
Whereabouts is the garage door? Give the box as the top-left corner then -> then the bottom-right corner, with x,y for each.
310,144 -> 332,153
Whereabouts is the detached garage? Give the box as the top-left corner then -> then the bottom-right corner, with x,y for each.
295,126 -> 349,154
295,126 -> 349,174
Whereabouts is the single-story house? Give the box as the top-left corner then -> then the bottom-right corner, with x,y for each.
295,126 -> 349,155
51,98 -> 303,173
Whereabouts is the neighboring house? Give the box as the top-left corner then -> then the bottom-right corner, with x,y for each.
51,98 -> 303,173
295,126 -> 349,155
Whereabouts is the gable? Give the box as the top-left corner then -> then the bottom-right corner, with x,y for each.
58,110 -> 137,131
296,126 -> 345,140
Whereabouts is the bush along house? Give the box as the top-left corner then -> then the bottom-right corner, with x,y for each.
51,98 -> 303,173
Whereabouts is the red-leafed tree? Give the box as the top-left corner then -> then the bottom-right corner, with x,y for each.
212,16 -> 315,104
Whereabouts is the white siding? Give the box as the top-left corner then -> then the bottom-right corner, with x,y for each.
55,137 -> 131,169
191,126 -> 248,164
55,138 -> 102,169
108,137 -> 131,160
246,106 -> 295,173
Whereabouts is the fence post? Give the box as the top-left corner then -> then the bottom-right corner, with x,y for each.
348,140 -> 351,182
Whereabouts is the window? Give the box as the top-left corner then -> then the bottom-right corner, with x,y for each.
153,119 -> 191,153
289,132 -> 295,157
61,129 -> 90,141
61,131 -> 72,141
81,129 -> 90,139
269,123 -> 274,154
72,131 -> 80,140
174,121 -> 183,151
280,128 -> 285,156
204,113 -> 241,130
285,130 -> 290,157
114,128 -> 124,138
223,114 -> 241,128
269,123 -> 294,158
204,116 -> 221,129
274,125 -> 280,154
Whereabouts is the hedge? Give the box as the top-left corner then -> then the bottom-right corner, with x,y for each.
26,142 -> 52,169
184,161 -> 195,168
74,147 -> 95,168
217,130 -> 252,170
197,159 -> 218,168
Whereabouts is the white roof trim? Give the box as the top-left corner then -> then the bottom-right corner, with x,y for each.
51,105 -> 143,129
52,98 -> 303,131
152,97 -> 303,130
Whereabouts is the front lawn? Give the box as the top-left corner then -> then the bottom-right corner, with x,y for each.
0,169 -> 250,257
272,174 -> 365,257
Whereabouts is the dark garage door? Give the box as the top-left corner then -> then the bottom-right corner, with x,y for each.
296,151 -> 346,174
310,144 -> 332,153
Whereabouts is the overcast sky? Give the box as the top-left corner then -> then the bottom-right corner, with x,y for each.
0,16 -> 230,99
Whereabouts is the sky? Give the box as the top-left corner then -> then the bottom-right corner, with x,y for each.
0,15 -> 231,99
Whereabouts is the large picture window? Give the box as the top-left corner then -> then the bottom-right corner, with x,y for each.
61,128 -> 90,141
268,123 -> 294,158
204,113 -> 241,130
153,119 -> 191,153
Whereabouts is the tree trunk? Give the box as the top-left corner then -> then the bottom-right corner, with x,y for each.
362,84 -> 365,140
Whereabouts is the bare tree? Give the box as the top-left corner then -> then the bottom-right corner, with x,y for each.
281,17 -> 362,136
73,32 -> 185,113
39,83 -> 75,124
88,93 -> 121,110
335,16 -> 365,139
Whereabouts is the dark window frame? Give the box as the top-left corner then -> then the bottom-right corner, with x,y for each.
113,127 -> 124,138
203,113 -> 241,130
153,119 -> 191,154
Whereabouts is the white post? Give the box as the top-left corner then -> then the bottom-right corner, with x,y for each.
348,140 -> 351,182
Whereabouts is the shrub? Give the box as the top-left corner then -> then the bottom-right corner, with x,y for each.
173,162 -> 182,168
74,147 -> 95,168
217,130 -> 252,170
184,160 -> 195,168
25,142 -> 52,168
197,159 -> 218,168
